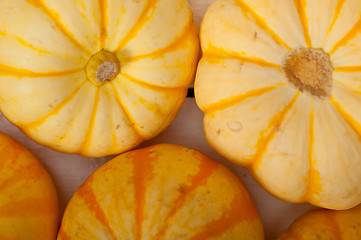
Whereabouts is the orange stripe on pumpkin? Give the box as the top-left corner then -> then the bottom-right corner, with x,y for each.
57,227 -> 73,240
234,0 -> 291,50
334,65 -> 361,72
252,92 -> 300,170
110,82 -> 144,139
78,87 -> 100,155
24,0 -> 92,55
77,180 -> 118,239
188,196 -> 260,240
293,0 -> 312,47
327,0 -> 346,34
329,16 -> 361,55
122,14 -> 195,62
0,197 -> 57,217
204,83 -> 286,113
304,104 -> 323,202
115,0 -> 160,53
98,0 -> 107,49
0,63 -> 83,78
0,31 -> 52,54
155,156 -> 220,238
20,81 -> 87,129
129,147 -> 159,240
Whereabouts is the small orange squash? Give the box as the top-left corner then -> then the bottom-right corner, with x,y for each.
0,0 -> 199,157
0,131 -> 59,240
278,204 -> 361,240
58,144 -> 264,239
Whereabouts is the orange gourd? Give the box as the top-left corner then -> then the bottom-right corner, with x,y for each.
196,0 -> 361,209
278,204 -> 361,239
0,131 -> 59,240
58,144 -> 264,239
0,0 -> 199,157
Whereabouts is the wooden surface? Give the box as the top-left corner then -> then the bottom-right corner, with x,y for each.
0,1 -> 318,239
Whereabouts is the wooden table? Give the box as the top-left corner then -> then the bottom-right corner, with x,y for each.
0,1 -> 317,239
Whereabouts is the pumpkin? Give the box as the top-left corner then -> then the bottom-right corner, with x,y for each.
278,204 -> 361,240
0,131 -> 59,240
0,0 -> 199,158
57,144 -> 264,239
195,0 -> 361,209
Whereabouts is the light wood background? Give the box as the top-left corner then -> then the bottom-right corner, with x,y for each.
0,1 -> 318,239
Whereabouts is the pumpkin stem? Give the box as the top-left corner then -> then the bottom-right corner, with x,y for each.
282,47 -> 333,98
85,49 -> 120,87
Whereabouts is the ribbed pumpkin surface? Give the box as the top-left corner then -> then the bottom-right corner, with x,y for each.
0,131 -> 59,240
195,0 -> 361,209
58,144 -> 264,239
278,204 -> 361,240
0,0 -> 199,157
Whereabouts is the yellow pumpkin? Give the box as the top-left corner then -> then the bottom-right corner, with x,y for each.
57,144 -> 264,239
278,204 -> 361,239
0,131 -> 59,240
0,0 -> 199,158
195,0 -> 361,209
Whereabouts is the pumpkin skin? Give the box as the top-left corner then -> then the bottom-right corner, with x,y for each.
57,144 -> 264,239
0,0 -> 199,158
195,0 -> 361,209
0,131 -> 59,240
278,204 -> 361,240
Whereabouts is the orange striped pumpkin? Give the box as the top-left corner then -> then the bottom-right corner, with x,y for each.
0,131 -> 59,240
278,204 -> 361,239
195,0 -> 361,209
0,0 -> 199,157
58,144 -> 264,239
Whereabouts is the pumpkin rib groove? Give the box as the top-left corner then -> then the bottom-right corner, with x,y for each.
114,0 -> 160,54
109,82 -> 144,139
19,81 -> 87,129
98,0 -> 107,50
24,0 -> 92,56
304,103 -> 317,202
120,72 -> 187,92
203,84 -> 286,113
76,181 -> 118,239
188,196 -> 259,240
326,0 -> 346,34
293,0 -> 312,47
328,15 -> 361,55
334,65 -> 361,72
0,31 -> 52,55
203,49 -> 280,68
78,87 -> 100,155
324,211 -> 343,240
233,0 -> 291,50
121,16 -> 195,63
252,92 -> 300,170
0,63 -> 83,78
329,96 -> 361,141
57,228 -> 73,240
155,159 -> 220,239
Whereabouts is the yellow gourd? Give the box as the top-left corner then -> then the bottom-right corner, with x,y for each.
0,131 -> 59,240
278,204 -> 361,240
0,0 -> 199,157
195,0 -> 361,209
58,144 -> 264,239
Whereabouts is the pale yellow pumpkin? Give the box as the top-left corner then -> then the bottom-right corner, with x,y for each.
0,0 -> 199,157
195,0 -> 361,209
278,204 -> 361,240
58,144 -> 264,239
0,131 -> 59,240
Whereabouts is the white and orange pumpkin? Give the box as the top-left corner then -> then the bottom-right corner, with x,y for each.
196,0 -> 361,209
0,0 -> 199,157
0,131 -> 59,240
58,144 -> 264,239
